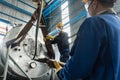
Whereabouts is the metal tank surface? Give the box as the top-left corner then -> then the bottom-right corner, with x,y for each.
0,26 -> 56,80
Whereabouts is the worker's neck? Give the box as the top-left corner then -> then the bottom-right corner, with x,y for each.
96,8 -> 114,15
95,6 -> 114,15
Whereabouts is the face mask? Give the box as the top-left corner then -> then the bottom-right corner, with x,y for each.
56,27 -> 62,32
84,0 -> 93,17
85,3 -> 89,11
84,3 -> 91,17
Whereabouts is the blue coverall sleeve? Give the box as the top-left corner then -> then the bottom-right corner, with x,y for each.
58,17 -> 106,80
50,38 -> 57,44
50,36 -> 58,44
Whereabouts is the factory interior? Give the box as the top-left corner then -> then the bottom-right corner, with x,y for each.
0,0 -> 120,80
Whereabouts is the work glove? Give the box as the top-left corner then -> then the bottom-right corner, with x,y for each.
45,35 -> 55,40
34,58 -> 63,72
53,60 -> 62,72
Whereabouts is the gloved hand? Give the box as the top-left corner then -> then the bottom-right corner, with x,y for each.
45,35 -> 55,40
53,60 -> 62,72
34,58 -> 63,72
47,59 -> 62,72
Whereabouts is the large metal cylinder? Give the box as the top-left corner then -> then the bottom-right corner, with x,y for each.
0,26 -> 53,80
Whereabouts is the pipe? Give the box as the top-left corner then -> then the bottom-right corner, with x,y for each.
49,10 -> 86,29
43,0 -> 66,17
18,0 -> 36,9
3,47 -> 10,80
0,11 -> 27,23
0,18 -> 9,24
44,0 -> 77,18
48,0 -> 83,29
0,0 -> 32,16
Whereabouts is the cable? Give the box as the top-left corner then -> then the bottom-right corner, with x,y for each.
3,46 -> 10,80
33,0 -> 44,59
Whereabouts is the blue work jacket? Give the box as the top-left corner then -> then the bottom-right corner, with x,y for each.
51,31 -> 69,54
57,13 -> 120,80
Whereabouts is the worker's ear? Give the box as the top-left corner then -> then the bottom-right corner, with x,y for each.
91,0 -> 98,11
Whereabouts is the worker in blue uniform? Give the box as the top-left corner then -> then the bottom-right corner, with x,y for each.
47,0 -> 120,80
45,22 -> 70,62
